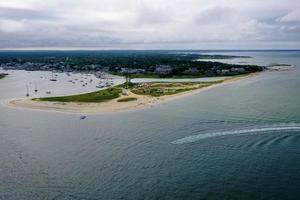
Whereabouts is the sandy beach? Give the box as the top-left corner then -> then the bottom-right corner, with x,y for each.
7,73 -> 261,114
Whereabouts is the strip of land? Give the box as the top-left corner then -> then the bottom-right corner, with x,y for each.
8,73 -> 260,114
0,73 -> 8,79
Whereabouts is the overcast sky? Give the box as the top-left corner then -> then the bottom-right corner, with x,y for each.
0,0 -> 299,49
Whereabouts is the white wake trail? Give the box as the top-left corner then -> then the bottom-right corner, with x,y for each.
172,126 -> 300,145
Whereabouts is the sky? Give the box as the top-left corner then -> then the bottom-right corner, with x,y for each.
0,0 -> 299,50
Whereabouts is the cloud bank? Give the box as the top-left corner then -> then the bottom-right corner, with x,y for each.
0,0 -> 299,49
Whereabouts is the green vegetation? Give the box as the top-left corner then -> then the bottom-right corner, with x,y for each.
130,81 -> 223,97
0,51 -> 249,67
0,73 -> 8,79
34,80 -> 226,103
268,63 -> 292,67
117,97 -> 137,102
127,73 -> 161,79
195,55 -> 252,59
0,51 -> 263,78
127,73 -> 209,79
36,86 -> 122,103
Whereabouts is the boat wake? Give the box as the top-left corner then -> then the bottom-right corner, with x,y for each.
171,124 -> 300,145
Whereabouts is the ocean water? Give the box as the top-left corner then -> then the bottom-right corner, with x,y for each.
0,50 -> 300,200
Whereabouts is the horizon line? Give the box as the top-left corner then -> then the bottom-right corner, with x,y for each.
0,48 -> 300,52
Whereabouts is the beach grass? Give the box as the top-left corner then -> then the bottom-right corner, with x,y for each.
35,80 -> 225,103
36,87 -> 122,103
117,97 -> 138,102
130,81 -> 223,97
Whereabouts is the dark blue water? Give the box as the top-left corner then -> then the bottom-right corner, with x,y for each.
0,50 -> 300,200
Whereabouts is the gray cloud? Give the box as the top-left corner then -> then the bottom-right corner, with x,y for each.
0,6 -> 57,20
195,6 -> 239,24
0,0 -> 299,49
279,10 -> 300,23
135,3 -> 171,26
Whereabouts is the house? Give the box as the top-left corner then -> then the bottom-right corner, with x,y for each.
184,67 -> 199,74
230,68 -> 245,73
221,69 -> 230,74
121,68 -> 146,74
122,88 -> 129,95
155,65 -> 172,75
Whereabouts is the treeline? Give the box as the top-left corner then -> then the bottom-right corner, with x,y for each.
0,51 -> 263,76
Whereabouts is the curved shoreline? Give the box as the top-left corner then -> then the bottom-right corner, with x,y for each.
6,73 -> 262,114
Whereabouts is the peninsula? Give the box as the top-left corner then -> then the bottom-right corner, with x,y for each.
2,51 -> 265,113
8,73 -> 259,113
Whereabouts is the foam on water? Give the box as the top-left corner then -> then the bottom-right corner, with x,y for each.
172,124 -> 300,144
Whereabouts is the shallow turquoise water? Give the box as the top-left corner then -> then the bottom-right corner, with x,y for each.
0,50 -> 300,200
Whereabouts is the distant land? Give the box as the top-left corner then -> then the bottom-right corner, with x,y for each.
0,73 -> 8,79
0,51 -> 263,78
1,50 -> 268,113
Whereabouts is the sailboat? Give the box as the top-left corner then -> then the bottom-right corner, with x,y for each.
50,71 -> 57,81
34,82 -> 38,92
26,85 -> 29,97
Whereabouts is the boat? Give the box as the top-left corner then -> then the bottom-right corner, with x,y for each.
50,71 -> 57,81
46,91 -> 51,94
26,85 -> 29,97
80,115 -> 86,120
34,82 -> 38,92
96,84 -> 105,88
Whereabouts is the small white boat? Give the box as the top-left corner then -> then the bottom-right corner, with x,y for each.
97,83 -> 106,88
